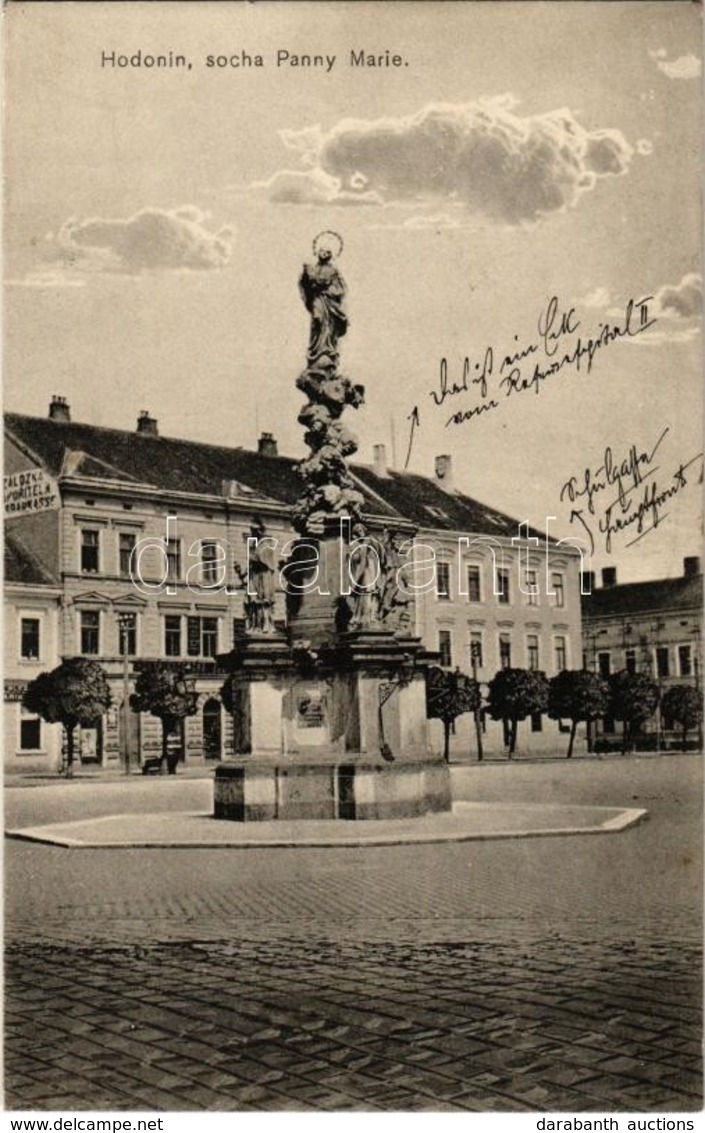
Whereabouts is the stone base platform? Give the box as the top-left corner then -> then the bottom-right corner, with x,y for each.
213,758 -> 452,821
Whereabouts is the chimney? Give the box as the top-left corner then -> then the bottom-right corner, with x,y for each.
136,410 -> 158,437
602,566 -> 617,588
257,432 -> 278,458
580,570 -> 596,594
48,395 -> 71,423
684,556 -> 701,578
434,454 -> 453,491
373,443 -> 388,478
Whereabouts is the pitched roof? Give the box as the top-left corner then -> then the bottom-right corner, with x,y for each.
353,465 -> 542,537
4,530 -> 59,586
5,412 -> 537,538
582,574 -> 702,619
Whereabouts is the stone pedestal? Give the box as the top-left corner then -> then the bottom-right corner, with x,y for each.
214,535 -> 452,822
214,757 -> 451,822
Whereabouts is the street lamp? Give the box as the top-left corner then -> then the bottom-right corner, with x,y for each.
650,620 -> 666,751
690,626 -> 703,750
470,641 -> 484,762
116,612 -> 133,775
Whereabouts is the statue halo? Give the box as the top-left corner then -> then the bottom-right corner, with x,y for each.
313,230 -> 344,259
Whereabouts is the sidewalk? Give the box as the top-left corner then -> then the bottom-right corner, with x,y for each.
7,799 -> 646,849
5,748 -> 700,789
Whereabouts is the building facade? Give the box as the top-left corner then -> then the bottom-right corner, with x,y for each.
582,561 -> 703,749
4,400 -> 584,772
4,532 -> 63,773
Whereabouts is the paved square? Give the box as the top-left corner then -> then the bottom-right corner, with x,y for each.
5,756 -> 703,1111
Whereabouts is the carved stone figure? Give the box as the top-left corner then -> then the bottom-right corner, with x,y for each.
294,233 -> 366,537
378,528 -> 412,629
347,525 -> 380,629
236,518 -> 278,634
299,245 -> 348,373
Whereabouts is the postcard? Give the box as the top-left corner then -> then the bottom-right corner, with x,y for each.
3,0 -> 703,1123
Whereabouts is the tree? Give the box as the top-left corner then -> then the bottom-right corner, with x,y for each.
130,664 -> 199,773
661,684 -> 703,751
608,670 -> 660,754
426,666 -> 481,762
487,668 -> 549,757
548,669 -> 610,758
23,658 -> 112,777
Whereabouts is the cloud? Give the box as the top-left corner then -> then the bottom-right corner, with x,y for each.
264,97 -> 637,225
580,286 -> 611,309
402,213 -> 463,231
654,272 -> 702,319
649,50 -> 701,80
614,273 -> 701,347
625,325 -> 700,347
577,275 -> 701,347
44,206 -> 233,274
4,269 -> 87,289
255,167 -> 383,206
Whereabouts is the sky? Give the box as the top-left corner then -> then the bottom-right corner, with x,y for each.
4,0 -> 703,584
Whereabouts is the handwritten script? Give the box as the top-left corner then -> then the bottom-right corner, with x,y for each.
405,294 -> 656,466
558,426 -> 703,554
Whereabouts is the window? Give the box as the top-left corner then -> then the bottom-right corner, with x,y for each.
119,532 -> 136,578
551,572 -> 565,608
499,633 -> 512,669
466,565 -> 481,603
20,618 -> 40,660
165,615 -> 182,657
525,568 -> 539,606
201,541 -> 219,586
81,529 -> 99,573
437,562 -> 451,601
20,710 -> 41,751
187,616 -> 219,658
531,712 -> 543,733
625,649 -> 637,675
80,611 -> 100,656
555,636 -> 567,672
496,568 -> 510,605
597,651 -> 611,678
202,618 -> 218,658
438,630 -> 453,668
469,632 -> 483,671
527,634 -> 540,671
166,539 -> 181,584
117,613 -> 137,656
678,645 -> 693,677
656,646 -> 670,679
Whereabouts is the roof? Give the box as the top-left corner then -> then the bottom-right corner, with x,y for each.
5,412 -> 541,539
4,530 -> 59,586
582,574 -> 703,619
352,465 -> 543,538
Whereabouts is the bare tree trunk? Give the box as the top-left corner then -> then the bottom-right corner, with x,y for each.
586,718 -> 593,754
567,720 -> 577,758
474,708 -> 483,762
161,718 -> 170,772
509,718 -> 518,757
443,720 -> 451,763
66,726 -> 75,778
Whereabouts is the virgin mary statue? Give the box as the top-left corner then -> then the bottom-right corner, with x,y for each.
299,235 -> 348,372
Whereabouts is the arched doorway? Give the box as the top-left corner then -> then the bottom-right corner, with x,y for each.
203,698 -> 222,761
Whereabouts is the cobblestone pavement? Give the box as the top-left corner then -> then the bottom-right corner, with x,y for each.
5,756 -> 703,1112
